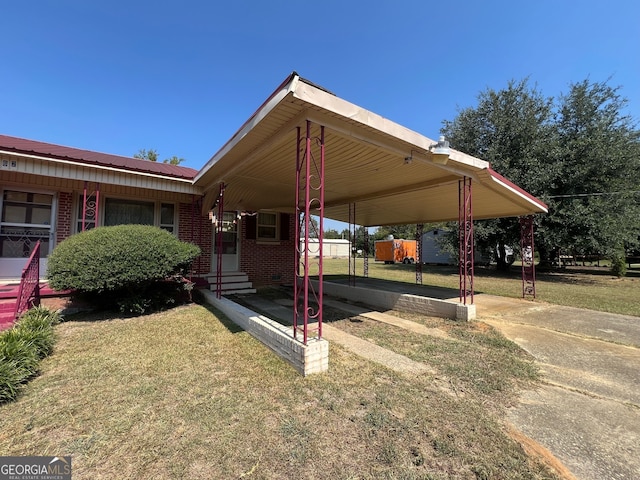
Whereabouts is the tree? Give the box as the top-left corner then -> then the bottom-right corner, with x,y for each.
134,149 -> 185,165
134,149 -> 159,162
324,228 -> 342,239
442,79 -> 555,270
442,78 -> 640,272
547,79 -> 640,263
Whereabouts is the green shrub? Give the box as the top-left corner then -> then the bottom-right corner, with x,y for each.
47,225 -> 200,292
15,307 -> 61,358
0,307 -> 59,403
47,225 -> 200,314
610,248 -> 627,278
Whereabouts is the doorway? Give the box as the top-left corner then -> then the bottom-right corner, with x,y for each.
212,211 -> 239,272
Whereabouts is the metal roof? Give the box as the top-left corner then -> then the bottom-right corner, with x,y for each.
0,134 -> 198,180
195,73 -> 547,226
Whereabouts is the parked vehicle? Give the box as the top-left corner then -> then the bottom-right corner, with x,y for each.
375,239 -> 417,264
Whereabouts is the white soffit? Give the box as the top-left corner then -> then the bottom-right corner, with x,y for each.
195,73 -> 548,225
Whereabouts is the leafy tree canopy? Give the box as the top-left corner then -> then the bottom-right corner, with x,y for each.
442,77 -> 640,270
134,149 -> 185,165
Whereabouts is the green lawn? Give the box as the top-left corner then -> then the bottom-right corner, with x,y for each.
322,258 -> 640,317
0,303 -> 561,479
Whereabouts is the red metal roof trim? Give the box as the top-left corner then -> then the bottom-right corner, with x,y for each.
0,134 -> 197,180
487,166 -> 549,212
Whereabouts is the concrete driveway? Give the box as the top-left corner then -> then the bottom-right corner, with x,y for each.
476,295 -> 640,480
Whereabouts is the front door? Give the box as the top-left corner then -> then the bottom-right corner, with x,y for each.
211,211 -> 239,272
0,189 -> 56,279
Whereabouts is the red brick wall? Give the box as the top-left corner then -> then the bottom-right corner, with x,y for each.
178,202 -> 212,275
56,191 -> 73,245
239,213 -> 296,286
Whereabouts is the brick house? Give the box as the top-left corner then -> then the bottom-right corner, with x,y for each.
1,72 -> 547,295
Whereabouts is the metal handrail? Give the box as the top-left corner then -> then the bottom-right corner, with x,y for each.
14,241 -> 41,319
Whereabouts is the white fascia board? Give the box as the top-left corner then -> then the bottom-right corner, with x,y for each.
486,171 -> 549,213
292,80 -> 489,171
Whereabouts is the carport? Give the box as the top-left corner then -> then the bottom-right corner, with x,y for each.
194,73 -> 547,372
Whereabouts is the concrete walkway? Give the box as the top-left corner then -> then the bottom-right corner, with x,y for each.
476,294 -> 640,480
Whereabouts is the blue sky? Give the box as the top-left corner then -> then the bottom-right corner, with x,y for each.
2,0 -> 638,230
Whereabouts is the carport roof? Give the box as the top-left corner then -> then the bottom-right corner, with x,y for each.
194,73 -> 547,226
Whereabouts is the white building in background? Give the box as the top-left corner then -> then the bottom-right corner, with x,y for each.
301,238 -> 352,258
421,229 -> 455,264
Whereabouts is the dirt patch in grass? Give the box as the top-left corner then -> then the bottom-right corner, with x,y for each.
0,303 -> 560,479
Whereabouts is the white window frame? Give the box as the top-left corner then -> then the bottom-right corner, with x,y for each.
74,194 -> 177,234
257,211 -> 279,241
0,187 -> 57,257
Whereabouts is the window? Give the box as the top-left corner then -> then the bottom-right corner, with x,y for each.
160,203 -> 175,233
0,190 -> 53,258
257,212 -> 277,240
75,196 -> 176,233
104,198 -> 154,226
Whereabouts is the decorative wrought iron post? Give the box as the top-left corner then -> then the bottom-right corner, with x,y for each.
520,215 -> 536,299
215,183 -> 225,299
415,223 -> 423,284
294,121 -> 325,344
81,181 -> 100,231
363,226 -> 369,278
348,203 -> 356,286
459,177 -> 474,304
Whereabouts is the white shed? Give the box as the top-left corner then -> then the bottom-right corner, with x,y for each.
302,238 -> 352,258
421,229 -> 455,265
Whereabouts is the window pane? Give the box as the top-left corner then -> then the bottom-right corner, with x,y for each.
258,212 -> 276,226
31,206 -> 52,224
4,191 -> 28,202
2,205 -> 27,223
32,194 -> 53,205
161,203 -> 175,225
258,226 -> 276,239
104,198 -> 154,226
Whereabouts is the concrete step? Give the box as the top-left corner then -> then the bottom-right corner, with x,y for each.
219,288 -> 257,295
210,282 -> 254,291
206,272 -> 250,284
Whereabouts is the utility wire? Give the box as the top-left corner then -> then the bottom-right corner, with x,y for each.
547,190 -> 640,199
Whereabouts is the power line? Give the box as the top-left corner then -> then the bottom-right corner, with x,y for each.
547,190 -> 640,199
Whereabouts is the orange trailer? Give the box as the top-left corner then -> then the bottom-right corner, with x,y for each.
374,239 -> 417,264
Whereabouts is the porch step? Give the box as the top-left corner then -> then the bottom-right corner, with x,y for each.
206,272 -> 256,296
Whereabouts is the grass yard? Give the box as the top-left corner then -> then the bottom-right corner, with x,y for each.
323,258 -> 640,317
0,303 -> 560,479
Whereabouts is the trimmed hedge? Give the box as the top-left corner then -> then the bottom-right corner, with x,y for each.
47,225 -> 200,313
47,225 -> 200,293
0,307 -> 60,403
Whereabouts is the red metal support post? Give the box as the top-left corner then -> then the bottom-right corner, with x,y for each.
459,177 -> 474,304
363,226 -> 369,278
215,183 -> 225,299
348,203 -> 356,287
294,121 -> 325,344
81,182 -> 100,231
415,223 -> 423,284
520,215 -> 536,299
